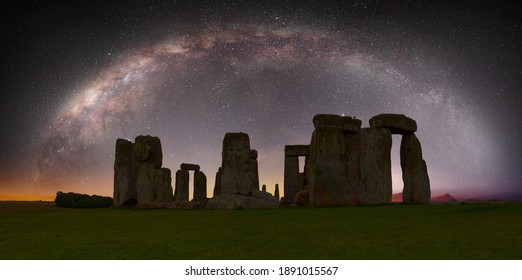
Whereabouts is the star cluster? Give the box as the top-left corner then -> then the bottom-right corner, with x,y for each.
1,1 -> 521,199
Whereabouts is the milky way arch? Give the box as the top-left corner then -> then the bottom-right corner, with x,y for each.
35,24 -> 498,195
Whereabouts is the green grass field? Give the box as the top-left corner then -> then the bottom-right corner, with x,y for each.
0,201 -> 520,259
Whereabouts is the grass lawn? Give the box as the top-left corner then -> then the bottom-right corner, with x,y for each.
0,201 -> 520,259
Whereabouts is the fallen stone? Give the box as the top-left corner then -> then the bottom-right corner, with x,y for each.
180,163 -> 200,171
55,191 -> 113,208
369,114 -> 417,134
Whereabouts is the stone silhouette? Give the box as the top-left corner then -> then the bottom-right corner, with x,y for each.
114,139 -> 137,207
206,132 -> 279,209
401,133 -> 431,204
180,163 -> 200,171
194,171 -> 207,204
359,127 -> 392,204
114,113 -> 430,210
174,169 -> 189,201
219,133 -> 256,195
56,191 -> 113,208
286,113 -> 430,206
308,114 -> 347,206
283,145 -> 309,204
113,135 -> 174,208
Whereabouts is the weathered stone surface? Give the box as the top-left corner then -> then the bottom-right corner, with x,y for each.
369,114 -> 417,134
193,171 -> 207,203
401,133 -> 431,204
344,133 -> 361,205
295,190 -> 310,206
309,125 -> 347,206
262,184 -> 266,192
283,156 -> 299,204
180,163 -> 200,171
174,169 -> 189,201
220,132 -> 256,195
155,168 -> 173,203
213,168 -> 222,196
274,184 -> 280,201
134,135 -> 162,169
342,116 -> 362,134
251,151 -> 260,192
312,114 -> 343,128
284,145 -> 310,156
359,128 -> 392,204
136,162 -> 157,205
114,139 -> 137,207
205,191 -> 279,209
55,191 -> 113,208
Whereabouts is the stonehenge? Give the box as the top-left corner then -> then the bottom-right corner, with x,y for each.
113,135 -> 207,209
113,113 -> 430,209
283,113 -> 430,206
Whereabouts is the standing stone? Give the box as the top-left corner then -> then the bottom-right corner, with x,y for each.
298,172 -> 304,192
262,184 -> 266,192
134,135 -> 162,169
309,122 -> 347,206
401,133 -> 431,204
213,167 -> 222,196
134,135 -> 163,206
155,168 -> 173,203
250,150 -> 260,192
359,127 -> 392,204
114,139 -> 137,207
274,184 -> 280,202
136,162 -> 157,205
174,169 -> 189,201
344,133 -> 361,205
220,133 -> 255,195
283,155 -> 299,204
194,171 -> 207,203
213,167 -> 221,196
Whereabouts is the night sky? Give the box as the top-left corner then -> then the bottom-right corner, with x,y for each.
1,1 -> 521,200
